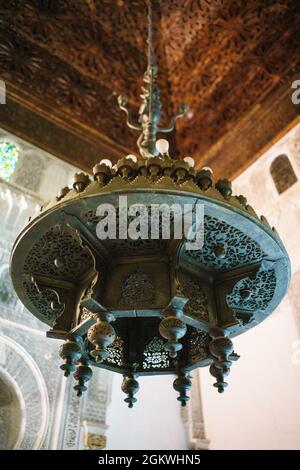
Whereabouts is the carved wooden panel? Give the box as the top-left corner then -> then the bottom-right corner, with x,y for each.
0,1 -> 299,176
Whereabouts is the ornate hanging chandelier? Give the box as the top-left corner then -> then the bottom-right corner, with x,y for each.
10,3 -> 290,408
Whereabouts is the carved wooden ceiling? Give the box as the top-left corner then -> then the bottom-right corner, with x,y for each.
0,0 -> 299,178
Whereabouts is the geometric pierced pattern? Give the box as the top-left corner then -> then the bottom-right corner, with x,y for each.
188,329 -> 211,363
106,238 -> 165,256
83,207 -> 166,256
118,268 -> 155,308
227,269 -> 277,312
24,225 -> 94,281
185,215 -> 264,271
105,337 -> 125,368
142,336 -> 170,370
179,271 -> 210,322
23,279 -> 64,322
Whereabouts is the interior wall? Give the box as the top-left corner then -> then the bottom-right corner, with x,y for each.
0,129 -> 113,449
106,374 -> 187,450
200,123 -> 300,450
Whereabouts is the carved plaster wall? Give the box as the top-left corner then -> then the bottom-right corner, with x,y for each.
0,128 -> 112,449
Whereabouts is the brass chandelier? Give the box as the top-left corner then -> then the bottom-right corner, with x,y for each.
10,2 -> 290,408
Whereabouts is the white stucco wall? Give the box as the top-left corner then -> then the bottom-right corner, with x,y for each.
200,123 -> 300,450
106,373 -> 187,450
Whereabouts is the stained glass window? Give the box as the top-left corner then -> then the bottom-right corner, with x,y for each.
0,141 -> 20,181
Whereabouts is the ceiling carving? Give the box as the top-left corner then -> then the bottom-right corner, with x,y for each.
0,0 -> 299,178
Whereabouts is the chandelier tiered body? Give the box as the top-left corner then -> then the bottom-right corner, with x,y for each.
10,4 -> 290,408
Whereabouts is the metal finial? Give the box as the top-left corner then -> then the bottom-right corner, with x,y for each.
117,1 -> 188,158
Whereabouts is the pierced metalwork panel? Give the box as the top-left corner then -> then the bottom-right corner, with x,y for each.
227,269 -> 277,312
188,328 -> 211,364
82,207 -> 167,256
105,337 -> 125,368
24,225 -> 94,281
96,318 -> 175,373
96,318 -> 128,370
179,271 -> 210,322
119,268 -> 155,308
23,279 -> 64,323
104,260 -> 169,310
185,215 -> 264,271
106,238 -> 166,256
142,336 -> 170,370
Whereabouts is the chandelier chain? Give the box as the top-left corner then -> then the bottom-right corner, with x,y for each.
147,0 -> 155,67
